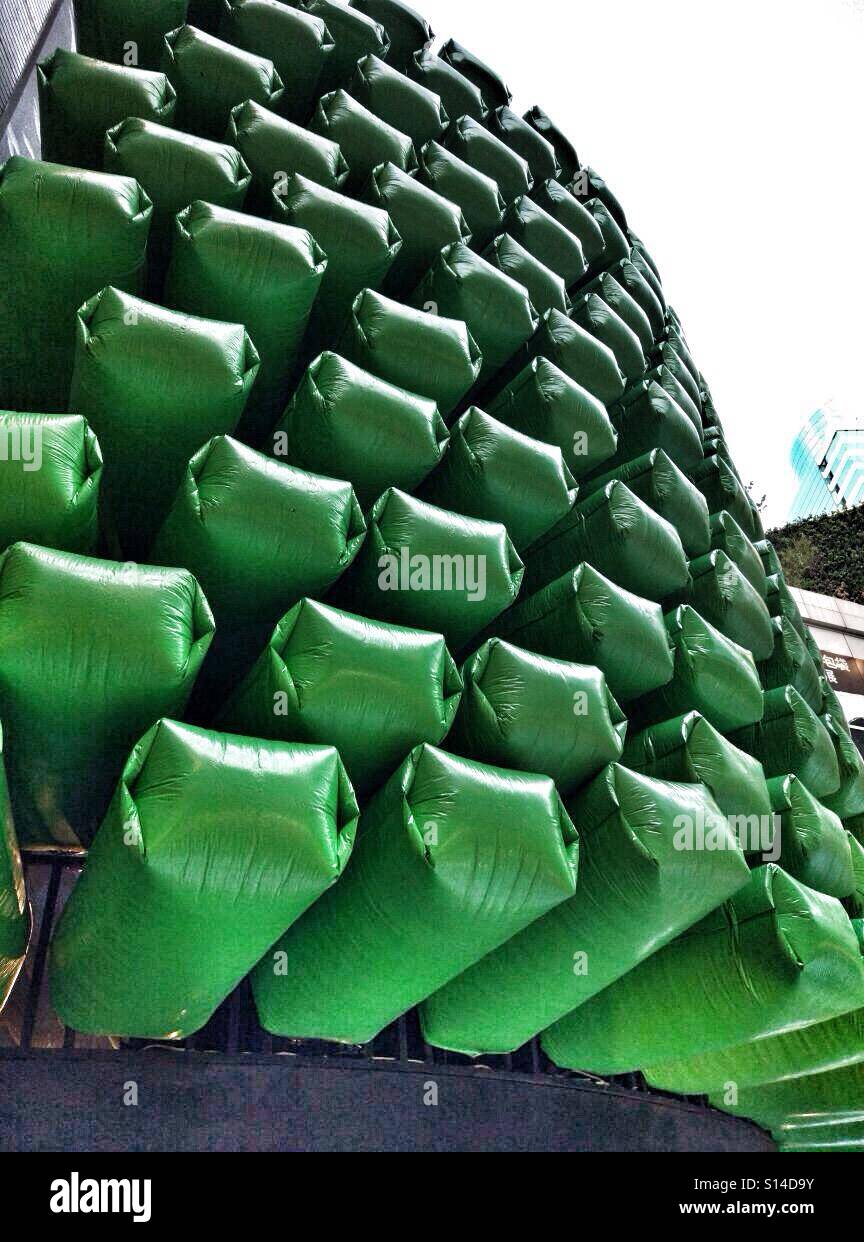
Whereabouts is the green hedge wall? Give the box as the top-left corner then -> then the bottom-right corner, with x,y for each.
769,504 -> 864,603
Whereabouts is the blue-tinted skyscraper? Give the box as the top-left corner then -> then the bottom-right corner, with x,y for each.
789,404 -> 864,522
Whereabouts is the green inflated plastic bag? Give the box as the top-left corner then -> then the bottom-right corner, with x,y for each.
710,511 -> 767,596
681,550 -> 775,661
488,565 -> 674,704
581,197 -> 630,272
303,0 -> 390,94
0,544 -> 214,846
350,0 -> 433,72
438,39 -> 511,111
629,363 -> 703,436
149,435 -> 365,697
416,140 -> 504,251
220,0 -> 335,124
756,539 -> 784,580
252,743 -> 578,1044
38,49 -> 176,170
409,242 -> 538,390
365,162 -> 471,295
501,195 -> 585,288
845,832 -> 864,917
765,570 -> 808,640
487,106 -> 559,184
409,47 -> 487,126
271,351 -> 449,509
336,288 -> 482,420
759,617 -> 824,712
570,292 -> 645,383
511,308 -> 625,408
523,109 -> 580,184
0,157 -> 152,412
822,711 -> 864,821
522,480 -> 691,603
69,286 -> 259,558
580,450 -> 710,558
104,118 -> 250,292
483,233 -> 569,318
710,1062 -> 864,1133
604,382 -> 704,475
544,866 -> 864,1077
0,724 -> 28,1015
165,201 -> 326,444
729,686 -> 841,801
350,53 -> 447,147
0,413 -> 102,555
163,24 -> 283,139
333,488 -> 523,653
416,407 -> 577,553
486,357 -> 617,478
272,175 -> 401,347
445,115 -> 532,205
310,89 -> 418,193
621,712 -> 773,854
74,0 -> 188,68
692,454 -> 756,537
531,179 -> 605,268
583,271 -> 653,356
768,775 -> 853,899
50,719 -> 357,1038
627,606 -> 764,735
217,599 -> 462,797
570,167 -> 628,234
607,257 -> 665,341
227,101 -> 349,214
420,764 -> 749,1056
448,638 -> 626,795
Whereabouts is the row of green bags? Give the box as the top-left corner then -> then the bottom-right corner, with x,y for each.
253,744 -> 578,1044
651,927 -> 864,1098
541,865 -> 864,1076
418,763 -> 750,1055
50,732 -> 580,1043
713,1061 -> 864,1133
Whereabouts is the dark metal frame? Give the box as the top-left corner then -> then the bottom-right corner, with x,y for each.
0,854 -> 776,1152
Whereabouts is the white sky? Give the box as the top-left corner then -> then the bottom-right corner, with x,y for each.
419,0 -> 864,526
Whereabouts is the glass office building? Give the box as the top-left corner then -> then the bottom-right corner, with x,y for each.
789,405 -> 864,521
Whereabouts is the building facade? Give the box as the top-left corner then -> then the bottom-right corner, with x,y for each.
789,405 -> 864,522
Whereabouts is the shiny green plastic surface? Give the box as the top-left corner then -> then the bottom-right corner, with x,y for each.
252,744 -> 578,1044
0,413 -> 102,555
69,287 -> 258,558
217,599 -> 462,796
0,156 -> 151,411
50,719 -> 357,1037
449,638 -> 626,794
0,544 -> 214,846
420,764 -> 748,1055
273,351 -> 448,508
